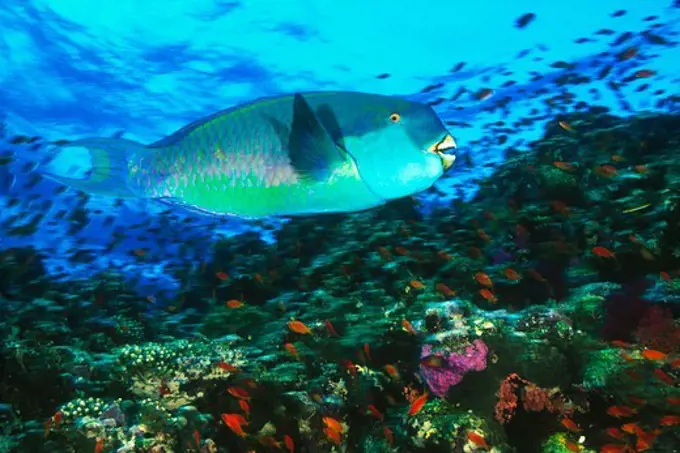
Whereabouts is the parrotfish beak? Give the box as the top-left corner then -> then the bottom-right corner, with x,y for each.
427,134 -> 457,172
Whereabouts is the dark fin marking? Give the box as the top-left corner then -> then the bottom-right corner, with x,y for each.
288,93 -> 347,181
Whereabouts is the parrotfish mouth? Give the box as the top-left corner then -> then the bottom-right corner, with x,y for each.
427,134 -> 457,171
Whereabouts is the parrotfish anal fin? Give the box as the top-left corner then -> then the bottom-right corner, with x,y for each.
155,197 -> 260,219
42,137 -> 144,198
288,93 -> 348,181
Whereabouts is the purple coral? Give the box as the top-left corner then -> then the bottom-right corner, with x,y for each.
419,339 -> 489,397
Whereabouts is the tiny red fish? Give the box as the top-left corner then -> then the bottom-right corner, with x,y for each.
367,404 -> 384,422
467,431 -> 489,450
288,320 -> 312,335
324,319 -> 339,337
227,386 -> 250,400
221,413 -> 248,438
408,392 -> 428,416
284,434 -> 294,453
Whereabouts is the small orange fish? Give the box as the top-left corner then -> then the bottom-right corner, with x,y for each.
367,404 -> 384,422
226,299 -> 244,309
610,340 -> 632,349
408,392 -> 428,416
436,250 -> 453,261
641,349 -> 667,361
324,427 -> 342,445
554,161 -> 576,171
377,246 -> 392,261
383,426 -> 394,447
420,355 -> 445,368
363,343 -> 372,362
284,434 -> 294,453
341,359 -> 357,377
660,415 -> 680,426
217,361 -> 240,373
592,246 -> 615,258
435,282 -> 456,297
479,289 -> 498,303
633,164 -> 648,174
653,368 -> 674,385
227,386 -> 251,400
635,428 -> 660,452
401,319 -> 418,335
409,279 -> 425,290
94,438 -> 104,453
503,268 -> 521,280
605,427 -> 626,440
466,431 -> 489,450
322,416 -> 345,434
477,229 -> 491,242
666,396 -> 680,405
288,320 -> 312,335
384,364 -> 400,379
216,271 -> 229,281
324,319 -> 339,337
394,246 -> 409,256
594,164 -> 618,178
561,417 -> 581,432
284,342 -> 300,360
621,423 -> 642,436
238,399 -> 250,418
565,441 -> 581,452
474,272 -> 493,288
43,418 -> 52,438
600,444 -> 630,453
620,351 -> 635,362
606,405 -> 637,418
660,271 -> 671,282
221,413 -> 248,438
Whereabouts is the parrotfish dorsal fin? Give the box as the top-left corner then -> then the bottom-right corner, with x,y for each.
288,93 -> 348,181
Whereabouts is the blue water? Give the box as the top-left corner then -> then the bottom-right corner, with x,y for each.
1,0 -> 679,296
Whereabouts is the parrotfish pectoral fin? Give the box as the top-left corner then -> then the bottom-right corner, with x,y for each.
42,137 -> 145,198
288,93 -> 348,181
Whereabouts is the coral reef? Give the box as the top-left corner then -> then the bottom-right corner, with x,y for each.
2,109 -> 680,452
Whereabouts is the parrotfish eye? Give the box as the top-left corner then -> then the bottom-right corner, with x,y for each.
389,113 -> 401,123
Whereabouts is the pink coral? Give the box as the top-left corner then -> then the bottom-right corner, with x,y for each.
419,339 -> 488,398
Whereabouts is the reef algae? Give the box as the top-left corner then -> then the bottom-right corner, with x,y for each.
1,109 -> 680,452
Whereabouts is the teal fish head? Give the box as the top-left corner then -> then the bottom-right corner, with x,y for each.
330,93 -> 456,202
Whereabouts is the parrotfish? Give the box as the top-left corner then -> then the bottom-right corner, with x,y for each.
44,91 -> 456,218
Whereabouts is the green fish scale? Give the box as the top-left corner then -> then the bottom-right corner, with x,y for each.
140,112 -> 303,215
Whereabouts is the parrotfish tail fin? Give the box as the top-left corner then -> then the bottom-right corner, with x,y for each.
42,137 -> 146,198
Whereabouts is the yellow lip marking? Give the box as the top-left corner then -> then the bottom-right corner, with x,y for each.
427,134 -> 457,154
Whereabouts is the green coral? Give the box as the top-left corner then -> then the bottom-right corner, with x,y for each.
113,339 -> 244,409
542,433 -> 595,453
580,348 -> 628,390
406,399 -> 505,451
